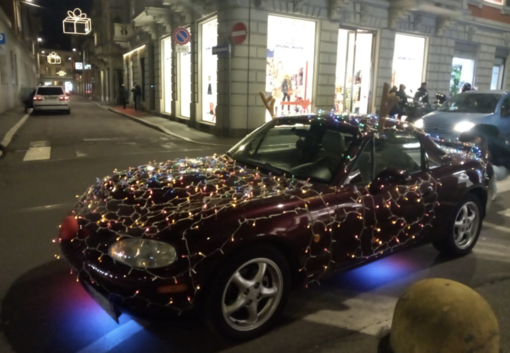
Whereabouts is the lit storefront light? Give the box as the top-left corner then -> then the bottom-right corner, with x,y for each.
392,34 -> 426,94
265,16 -> 316,122
162,37 -> 172,114
179,40 -> 192,118
201,18 -> 218,123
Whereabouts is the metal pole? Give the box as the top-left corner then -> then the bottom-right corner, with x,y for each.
229,42 -> 232,137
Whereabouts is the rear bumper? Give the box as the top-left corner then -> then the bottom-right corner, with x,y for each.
33,105 -> 70,111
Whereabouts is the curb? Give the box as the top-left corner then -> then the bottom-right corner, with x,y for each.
105,107 -> 233,147
0,113 -> 30,158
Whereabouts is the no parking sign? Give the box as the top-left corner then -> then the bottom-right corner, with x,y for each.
172,27 -> 190,45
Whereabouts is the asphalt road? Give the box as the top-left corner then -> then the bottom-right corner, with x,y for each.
0,100 -> 510,353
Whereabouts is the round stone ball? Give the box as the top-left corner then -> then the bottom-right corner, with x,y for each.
390,278 -> 499,353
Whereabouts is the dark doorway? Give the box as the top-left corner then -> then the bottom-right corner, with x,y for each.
140,57 -> 145,102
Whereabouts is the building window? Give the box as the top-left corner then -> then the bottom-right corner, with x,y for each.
450,58 -> 475,95
392,34 -> 426,95
162,36 -> 172,114
179,33 -> 191,118
484,0 -> 504,5
266,16 -> 316,122
0,55 -> 7,84
335,29 -> 374,114
491,57 -> 505,90
201,18 -> 218,123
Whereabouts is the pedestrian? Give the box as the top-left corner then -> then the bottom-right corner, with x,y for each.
395,84 -> 409,120
281,75 -> 292,112
132,83 -> 142,111
461,82 -> 472,93
414,82 -> 429,104
24,88 -> 36,113
461,124 -> 510,200
119,84 -> 128,109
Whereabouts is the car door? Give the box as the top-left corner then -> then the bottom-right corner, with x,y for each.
497,94 -> 510,140
331,131 -> 438,269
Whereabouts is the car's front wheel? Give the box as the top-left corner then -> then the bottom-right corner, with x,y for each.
433,194 -> 483,257
203,245 -> 291,340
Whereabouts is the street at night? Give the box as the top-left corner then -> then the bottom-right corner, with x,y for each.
0,101 -> 510,352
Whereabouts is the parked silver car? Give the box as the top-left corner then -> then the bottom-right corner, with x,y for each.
414,90 -> 510,140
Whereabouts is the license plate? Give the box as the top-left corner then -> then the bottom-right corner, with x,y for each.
45,97 -> 57,100
83,281 -> 120,322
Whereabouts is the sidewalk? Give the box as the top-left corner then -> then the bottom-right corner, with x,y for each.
0,106 -> 30,157
105,105 -> 242,147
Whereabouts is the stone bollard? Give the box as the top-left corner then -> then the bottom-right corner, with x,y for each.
388,278 -> 499,353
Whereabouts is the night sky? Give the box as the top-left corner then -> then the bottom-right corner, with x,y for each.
31,0 -> 92,50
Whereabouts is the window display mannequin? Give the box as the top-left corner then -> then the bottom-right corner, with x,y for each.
281,75 -> 292,111
207,76 -> 212,95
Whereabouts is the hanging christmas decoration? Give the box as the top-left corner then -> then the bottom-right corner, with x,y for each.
63,8 -> 92,35
47,52 -> 61,64
57,70 -> 66,77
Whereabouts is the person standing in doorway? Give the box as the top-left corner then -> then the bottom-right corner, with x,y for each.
132,82 -> 142,111
120,84 -> 129,109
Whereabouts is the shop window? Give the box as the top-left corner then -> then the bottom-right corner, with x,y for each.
266,16 -> 316,122
179,48 -> 191,118
162,37 -> 172,114
201,18 -> 218,123
491,57 -> 505,90
392,34 -> 426,96
450,57 -> 475,95
335,29 -> 374,114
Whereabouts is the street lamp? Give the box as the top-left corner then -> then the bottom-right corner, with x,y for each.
72,48 -> 76,52
38,38 -> 42,42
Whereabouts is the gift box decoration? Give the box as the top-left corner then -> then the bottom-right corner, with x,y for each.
63,8 -> 92,35
47,52 -> 61,65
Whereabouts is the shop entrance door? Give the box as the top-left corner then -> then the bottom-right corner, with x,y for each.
335,29 -> 374,114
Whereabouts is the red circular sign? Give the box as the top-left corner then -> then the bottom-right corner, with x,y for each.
172,27 -> 190,45
231,22 -> 247,45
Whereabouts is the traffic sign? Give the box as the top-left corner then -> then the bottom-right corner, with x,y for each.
212,44 -> 230,55
231,22 -> 247,45
172,27 -> 190,45
0,33 -> 5,45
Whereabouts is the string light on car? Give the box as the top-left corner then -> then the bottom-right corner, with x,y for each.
54,114 -> 489,313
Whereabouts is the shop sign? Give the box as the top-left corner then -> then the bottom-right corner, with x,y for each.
212,44 -> 230,55
0,33 -> 5,45
172,27 -> 191,45
176,45 -> 190,53
75,62 -> 83,70
231,22 -> 247,45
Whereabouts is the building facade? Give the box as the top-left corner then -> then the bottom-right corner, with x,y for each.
0,0 -> 40,114
91,0 -> 510,137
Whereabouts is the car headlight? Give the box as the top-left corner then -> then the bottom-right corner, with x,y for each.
414,118 -> 424,129
453,121 -> 475,132
108,239 -> 177,268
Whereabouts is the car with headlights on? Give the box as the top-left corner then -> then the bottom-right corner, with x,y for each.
58,115 -> 489,340
33,86 -> 71,114
414,90 -> 510,141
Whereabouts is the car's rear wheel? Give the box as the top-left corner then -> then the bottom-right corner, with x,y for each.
433,194 -> 482,257
65,109 -> 71,115
202,245 -> 290,340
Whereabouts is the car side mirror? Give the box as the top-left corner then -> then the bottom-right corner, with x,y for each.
369,168 -> 410,195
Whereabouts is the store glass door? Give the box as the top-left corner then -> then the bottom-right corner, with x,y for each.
335,29 -> 374,115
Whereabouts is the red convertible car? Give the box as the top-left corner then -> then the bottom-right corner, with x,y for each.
59,115 -> 489,340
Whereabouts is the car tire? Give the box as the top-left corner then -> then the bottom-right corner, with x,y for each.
66,109 -> 71,115
202,244 -> 291,341
433,194 -> 483,257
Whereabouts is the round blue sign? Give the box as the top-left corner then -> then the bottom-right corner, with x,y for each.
172,27 -> 190,45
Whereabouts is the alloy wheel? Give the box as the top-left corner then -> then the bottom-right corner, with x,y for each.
453,201 -> 480,250
221,258 -> 283,332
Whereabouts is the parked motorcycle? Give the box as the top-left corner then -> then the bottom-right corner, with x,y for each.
401,92 -> 446,123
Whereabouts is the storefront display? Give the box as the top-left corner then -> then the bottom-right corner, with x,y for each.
162,36 -> 172,114
201,18 -> 217,123
392,34 -> 426,95
450,57 -> 475,95
265,15 -> 316,122
179,48 -> 191,118
335,29 -> 374,114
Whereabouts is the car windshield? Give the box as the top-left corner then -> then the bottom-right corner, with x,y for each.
228,118 -> 359,183
438,93 -> 501,113
37,87 -> 64,95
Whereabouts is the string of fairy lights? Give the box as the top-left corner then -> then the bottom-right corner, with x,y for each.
55,114 -> 489,312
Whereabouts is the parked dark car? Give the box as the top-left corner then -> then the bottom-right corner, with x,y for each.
59,115 -> 489,340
